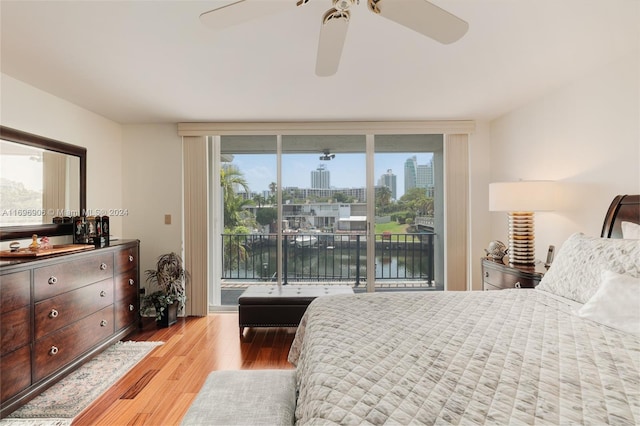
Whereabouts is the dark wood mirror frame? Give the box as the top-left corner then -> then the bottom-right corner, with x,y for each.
0,126 -> 87,241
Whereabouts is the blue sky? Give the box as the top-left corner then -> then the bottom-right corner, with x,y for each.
230,152 -> 433,199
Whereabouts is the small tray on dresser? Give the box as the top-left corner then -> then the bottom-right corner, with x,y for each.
0,244 -> 94,258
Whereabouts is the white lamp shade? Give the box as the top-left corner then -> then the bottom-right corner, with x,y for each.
489,181 -> 559,212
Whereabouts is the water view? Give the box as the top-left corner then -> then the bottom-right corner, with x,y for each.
218,140 -> 442,305
222,232 -> 435,286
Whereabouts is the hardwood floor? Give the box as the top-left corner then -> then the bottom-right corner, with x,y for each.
72,313 -> 296,425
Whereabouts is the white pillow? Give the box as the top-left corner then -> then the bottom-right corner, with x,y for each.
622,221 -> 640,239
577,270 -> 640,334
536,232 -> 640,303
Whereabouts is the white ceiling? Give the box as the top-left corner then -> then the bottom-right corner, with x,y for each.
1,0 -> 638,124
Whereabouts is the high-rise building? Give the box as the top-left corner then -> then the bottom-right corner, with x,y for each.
404,156 -> 418,193
417,159 -> 434,188
405,156 -> 434,197
378,169 -> 397,200
311,164 -> 330,189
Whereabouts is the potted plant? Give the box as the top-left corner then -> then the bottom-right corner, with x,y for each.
141,252 -> 188,327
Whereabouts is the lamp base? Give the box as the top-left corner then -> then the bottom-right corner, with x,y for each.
508,212 -> 535,265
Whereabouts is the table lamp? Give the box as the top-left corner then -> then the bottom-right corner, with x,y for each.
489,181 -> 558,265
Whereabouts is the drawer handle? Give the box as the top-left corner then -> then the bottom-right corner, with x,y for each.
100,319 -> 108,327
128,278 -> 135,286
515,282 -> 521,289
484,272 -> 489,278
129,255 -> 134,262
49,309 -> 59,318
48,276 -> 58,285
100,263 -> 108,271
129,304 -> 135,311
100,290 -> 107,297
49,346 -> 59,356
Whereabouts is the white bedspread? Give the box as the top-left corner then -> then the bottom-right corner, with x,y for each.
288,290 -> 640,425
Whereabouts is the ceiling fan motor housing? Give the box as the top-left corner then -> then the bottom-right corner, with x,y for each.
334,0 -> 357,11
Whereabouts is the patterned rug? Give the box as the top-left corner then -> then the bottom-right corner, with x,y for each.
2,341 -> 163,426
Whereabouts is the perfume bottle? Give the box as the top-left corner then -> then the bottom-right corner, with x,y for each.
29,234 -> 40,252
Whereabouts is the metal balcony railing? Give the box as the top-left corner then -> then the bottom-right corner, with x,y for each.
222,232 -> 434,286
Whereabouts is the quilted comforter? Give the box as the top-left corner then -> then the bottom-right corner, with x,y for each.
288,289 -> 640,425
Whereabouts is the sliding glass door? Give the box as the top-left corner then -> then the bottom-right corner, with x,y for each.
218,136 -> 277,305
213,133 -> 443,306
282,135 -> 367,291
374,135 -> 444,291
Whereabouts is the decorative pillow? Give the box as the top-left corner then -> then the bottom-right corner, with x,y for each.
577,270 -> 640,334
536,232 -> 640,303
622,221 -> 640,239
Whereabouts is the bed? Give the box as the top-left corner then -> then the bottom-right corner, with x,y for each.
288,195 -> 640,425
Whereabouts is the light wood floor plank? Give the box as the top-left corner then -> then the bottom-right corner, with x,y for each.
72,312 -> 295,425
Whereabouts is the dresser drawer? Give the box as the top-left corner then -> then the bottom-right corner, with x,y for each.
0,346 -> 31,402
115,246 -> 138,273
483,282 -> 501,291
1,270 -> 30,314
33,305 -> 114,382
115,270 -> 138,302
34,252 -> 113,301
115,298 -> 138,331
1,306 -> 30,356
483,266 -> 536,289
34,278 -> 114,340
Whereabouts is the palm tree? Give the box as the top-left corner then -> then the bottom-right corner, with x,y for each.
253,194 -> 266,208
221,165 -> 250,228
376,186 -> 392,214
421,197 -> 434,217
267,182 -> 278,204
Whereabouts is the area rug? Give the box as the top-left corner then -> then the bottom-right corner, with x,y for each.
1,341 -> 163,426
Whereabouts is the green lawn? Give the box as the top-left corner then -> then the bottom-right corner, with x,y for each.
375,221 -> 409,234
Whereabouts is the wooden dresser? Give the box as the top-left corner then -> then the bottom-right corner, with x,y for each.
0,240 -> 140,417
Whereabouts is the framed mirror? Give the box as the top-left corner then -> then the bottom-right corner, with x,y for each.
0,126 -> 86,241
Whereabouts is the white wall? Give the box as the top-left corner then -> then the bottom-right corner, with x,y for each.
489,51 -> 640,258
121,124 -> 184,285
1,74 -> 125,238
0,75 -> 184,283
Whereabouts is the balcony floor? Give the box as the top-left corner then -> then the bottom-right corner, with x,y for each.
220,281 -> 438,305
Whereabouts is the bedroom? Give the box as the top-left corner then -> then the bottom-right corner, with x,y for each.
1,0 -> 638,295
0,0 -> 639,422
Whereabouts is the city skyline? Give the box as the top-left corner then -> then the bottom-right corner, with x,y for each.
230,152 -> 434,200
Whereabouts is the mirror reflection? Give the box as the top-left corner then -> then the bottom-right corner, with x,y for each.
0,126 -> 86,241
1,139 -> 81,226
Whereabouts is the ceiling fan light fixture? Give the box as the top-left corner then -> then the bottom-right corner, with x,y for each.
367,0 -> 381,14
334,0 -> 356,11
323,8 -> 350,24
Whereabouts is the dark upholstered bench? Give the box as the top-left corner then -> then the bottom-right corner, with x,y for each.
238,285 -> 354,337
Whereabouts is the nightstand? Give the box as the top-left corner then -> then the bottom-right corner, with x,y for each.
481,258 -> 547,290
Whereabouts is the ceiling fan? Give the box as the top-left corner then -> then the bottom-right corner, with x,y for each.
319,149 -> 335,160
200,0 -> 468,77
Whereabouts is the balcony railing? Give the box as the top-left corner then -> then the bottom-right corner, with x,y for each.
222,232 -> 434,286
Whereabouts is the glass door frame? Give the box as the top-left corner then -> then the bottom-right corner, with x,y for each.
196,120 -> 475,310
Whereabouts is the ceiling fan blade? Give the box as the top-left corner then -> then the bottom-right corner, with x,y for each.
315,10 -> 350,77
200,0 -> 293,30
369,0 -> 468,44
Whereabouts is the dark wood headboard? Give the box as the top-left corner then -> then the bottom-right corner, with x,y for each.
601,194 -> 640,238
